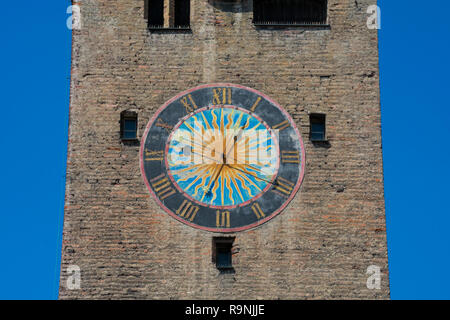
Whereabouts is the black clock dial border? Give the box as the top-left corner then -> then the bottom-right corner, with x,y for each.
140,84 -> 305,233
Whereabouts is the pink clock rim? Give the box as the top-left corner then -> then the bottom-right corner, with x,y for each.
139,83 -> 306,233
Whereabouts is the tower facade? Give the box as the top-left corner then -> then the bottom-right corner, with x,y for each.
60,0 -> 389,299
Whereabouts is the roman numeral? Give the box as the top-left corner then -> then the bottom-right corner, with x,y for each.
216,210 -> 230,228
251,203 -> 265,220
180,94 -> 198,114
281,150 -> 300,164
272,176 -> 295,198
272,120 -> 290,131
150,174 -> 176,200
156,118 -> 173,133
212,88 -> 232,105
250,96 -> 262,112
176,200 -> 199,222
145,149 -> 164,161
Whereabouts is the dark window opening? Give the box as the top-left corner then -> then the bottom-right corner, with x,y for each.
212,237 -> 235,271
148,0 -> 164,28
174,0 -> 190,28
310,113 -> 326,141
120,111 -> 138,140
147,0 -> 190,29
253,0 -> 328,26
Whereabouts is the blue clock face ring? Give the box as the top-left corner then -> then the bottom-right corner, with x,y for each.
166,106 -> 279,208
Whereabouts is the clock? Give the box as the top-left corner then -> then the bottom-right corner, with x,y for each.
140,84 -> 305,232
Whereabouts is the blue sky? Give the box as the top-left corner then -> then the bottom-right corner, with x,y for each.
0,1 -> 449,299
379,1 -> 450,299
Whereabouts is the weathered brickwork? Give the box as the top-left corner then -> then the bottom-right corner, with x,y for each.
60,0 -> 389,299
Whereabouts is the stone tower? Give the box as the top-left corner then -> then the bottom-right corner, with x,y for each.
60,0 -> 389,299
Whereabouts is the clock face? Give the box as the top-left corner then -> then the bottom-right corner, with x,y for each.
140,84 -> 305,233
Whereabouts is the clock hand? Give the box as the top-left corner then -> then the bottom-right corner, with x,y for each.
177,136 -> 225,160
202,164 -> 224,200
176,136 -> 238,166
209,164 -> 224,191
170,146 -> 225,192
223,108 -> 249,152
175,142 -> 272,180
224,126 -> 246,161
176,109 -> 230,159
181,148 -> 221,165
225,164 -> 277,186
226,157 -> 272,174
174,139 -> 272,178
172,147 -> 268,194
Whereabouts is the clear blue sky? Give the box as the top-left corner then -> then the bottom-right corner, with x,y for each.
0,1 -> 449,300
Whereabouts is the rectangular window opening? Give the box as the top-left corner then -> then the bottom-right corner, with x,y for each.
121,111 -> 138,141
212,237 -> 235,271
253,0 -> 328,26
174,0 -> 190,28
310,113 -> 326,142
148,0 -> 164,28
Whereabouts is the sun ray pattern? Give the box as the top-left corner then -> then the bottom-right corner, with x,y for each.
167,107 -> 279,207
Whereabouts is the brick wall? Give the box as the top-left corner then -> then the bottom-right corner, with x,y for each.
60,0 -> 389,299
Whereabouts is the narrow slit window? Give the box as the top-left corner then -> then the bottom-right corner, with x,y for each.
213,237 -> 234,270
121,111 -> 138,140
148,0 -> 164,28
310,113 -> 326,141
174,0 -> 190,28
253,0 -> 328,26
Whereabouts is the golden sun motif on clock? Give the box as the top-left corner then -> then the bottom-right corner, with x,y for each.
166,107 -> 279,208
